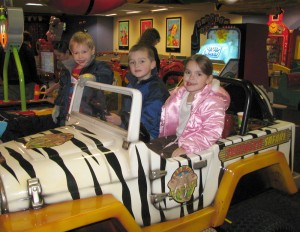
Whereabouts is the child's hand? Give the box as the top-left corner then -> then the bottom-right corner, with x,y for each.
105,113 -> 122,126
52,105 -> 60,124
78,74 -> 96,87
172,147 -> 186,157
46,97 -> 55,104
44,88 -> 52,96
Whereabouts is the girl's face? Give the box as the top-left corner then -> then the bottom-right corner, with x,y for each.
70,42 -> 95,69
128,50 -> 156,81
183,60 -> 212,94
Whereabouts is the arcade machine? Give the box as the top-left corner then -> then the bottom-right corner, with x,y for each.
191,14 -> 236,77
1,14 -> 64,114
196,27 -> 240,77
267,13 -> 290,76
0,6 -> 51,141
1,6 -> 25,109
267,13 -> 300,77
267,13 -> 300,109
197,24 -> 269,89
0,9 -> 62,119
36,15 -> 64,83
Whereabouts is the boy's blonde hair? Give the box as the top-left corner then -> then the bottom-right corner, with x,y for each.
69,31 -> 95,52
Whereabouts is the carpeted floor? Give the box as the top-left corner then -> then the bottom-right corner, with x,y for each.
219,189 -> 300,231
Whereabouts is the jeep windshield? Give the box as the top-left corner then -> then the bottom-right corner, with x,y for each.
68,81 -> 142,144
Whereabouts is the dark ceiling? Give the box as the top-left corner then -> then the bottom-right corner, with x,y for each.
8,0 -> 300,16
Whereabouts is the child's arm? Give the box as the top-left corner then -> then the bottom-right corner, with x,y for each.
105,113 -> 121,126
93,61 -> 114,84
45,82 -> 60,96
141,98 -> 165,139
52,71 -> 71,124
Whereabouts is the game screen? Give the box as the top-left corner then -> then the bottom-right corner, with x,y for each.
40,51 -> 54,74
197,28 -> 240,75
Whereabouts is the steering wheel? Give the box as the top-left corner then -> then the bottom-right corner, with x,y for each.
120,111 -> 150,143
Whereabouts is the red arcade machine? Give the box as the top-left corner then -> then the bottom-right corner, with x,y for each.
267,13 -> 300,109
267,12 -> 300,77
267,13 -> 291,76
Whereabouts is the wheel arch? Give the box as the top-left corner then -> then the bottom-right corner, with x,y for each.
210,149 -> 298,227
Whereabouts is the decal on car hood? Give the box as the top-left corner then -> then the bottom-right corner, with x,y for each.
25,133 -> 74,149
168,165 -> 198,203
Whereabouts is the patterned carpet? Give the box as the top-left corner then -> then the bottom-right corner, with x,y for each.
219,188 -> 300,231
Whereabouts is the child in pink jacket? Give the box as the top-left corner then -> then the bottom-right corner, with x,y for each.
149,54 -> 230,158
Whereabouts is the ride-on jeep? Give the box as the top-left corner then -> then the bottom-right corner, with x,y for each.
0,76 -> 297,231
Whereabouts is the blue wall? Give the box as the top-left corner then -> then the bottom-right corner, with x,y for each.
60,15 -> 114,52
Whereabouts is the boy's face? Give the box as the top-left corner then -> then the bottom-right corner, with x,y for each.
71,42 -> 95,69
128,50 -> 156,81
183,60 -> 212,94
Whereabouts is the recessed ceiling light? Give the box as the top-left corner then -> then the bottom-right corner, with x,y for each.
151,8 -> 168,12
25,3 -> 46,6
126,11 -> 141,14
121,9 -> 134,12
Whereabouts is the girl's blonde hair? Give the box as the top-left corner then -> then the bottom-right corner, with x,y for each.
69,31 -> 95,52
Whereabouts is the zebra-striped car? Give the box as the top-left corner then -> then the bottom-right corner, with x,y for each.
0,79 -> 297,231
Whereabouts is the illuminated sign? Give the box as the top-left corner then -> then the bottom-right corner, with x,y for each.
197,28 -> 240,63
201,45 -> 223,59
219,129 -> 291,162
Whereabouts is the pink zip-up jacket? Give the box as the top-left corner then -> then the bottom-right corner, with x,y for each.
159,79 -> 230,154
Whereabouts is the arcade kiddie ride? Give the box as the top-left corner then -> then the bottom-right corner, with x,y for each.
1,6 -> 27,111
0,3 -> 298,231
0,7 -> 62,143
267,13 -> 300,109
0,75 -> 298,231
0,6 -> 56,115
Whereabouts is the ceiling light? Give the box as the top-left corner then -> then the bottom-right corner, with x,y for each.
126,11 -> 141,14
121,10 -> 133,11
105,14 -> 117,16
224,0 -> 238,3
151,8 -> 168,12
25,3 -> 46,6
